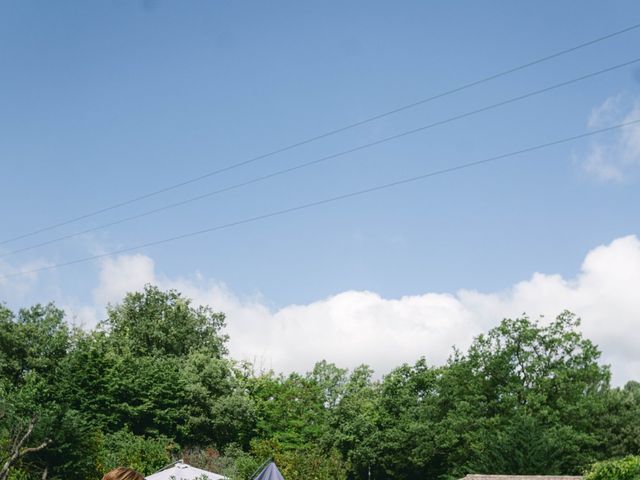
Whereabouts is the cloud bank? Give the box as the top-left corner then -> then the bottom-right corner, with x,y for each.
73,235 -> 640,384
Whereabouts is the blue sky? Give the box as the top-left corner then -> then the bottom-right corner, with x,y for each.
2,1 -> 640,378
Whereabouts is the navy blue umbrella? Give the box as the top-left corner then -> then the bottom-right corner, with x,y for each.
253,462 -> 285,480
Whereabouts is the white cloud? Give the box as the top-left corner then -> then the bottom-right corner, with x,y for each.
92,254 -> 156,306
581,94 -> 640,182
0,257 -> 52,304
79,235 -> 640,385
587,94 -> 624,130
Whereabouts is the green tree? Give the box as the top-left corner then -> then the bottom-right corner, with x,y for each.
442,312 -> 610,477
1,291 -> 637,480
0,304 -> 101,480
250,361 -> 348,449
371,359 -> 441,479
61,286 -> 254,449
329,365 -> 378,478
0,303 -> 70,385
597,381 -> 640,458
368,312 -> 613,479
102,285 -> 227,357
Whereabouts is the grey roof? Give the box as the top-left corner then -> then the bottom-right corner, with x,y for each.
462,476 -> 582,480
253,462 -> 285,480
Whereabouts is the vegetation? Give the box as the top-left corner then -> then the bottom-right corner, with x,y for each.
584,456 -> 640,480
1,285 -> 638,479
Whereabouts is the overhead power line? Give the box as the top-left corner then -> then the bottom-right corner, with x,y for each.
1,119 -> 638,281
1,56 -> 638,259
2,22 -> 639,246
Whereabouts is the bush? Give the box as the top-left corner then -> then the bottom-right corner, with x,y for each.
96,429 -> 177,476
585,456 -> 640,480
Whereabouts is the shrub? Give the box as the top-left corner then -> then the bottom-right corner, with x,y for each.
96,429 -> 177,476
585,456 -> 640,480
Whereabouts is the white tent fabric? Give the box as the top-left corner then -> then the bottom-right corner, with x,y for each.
146,461 -> 226,480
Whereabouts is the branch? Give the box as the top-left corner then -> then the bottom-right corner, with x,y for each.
13,417 -> 36,455
0,416 -> 51,480
20,440 -> 51,456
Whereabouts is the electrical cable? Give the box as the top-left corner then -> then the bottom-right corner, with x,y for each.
2,22 -> 638,245
2,57 -> 638,258
2,119 -> 637,280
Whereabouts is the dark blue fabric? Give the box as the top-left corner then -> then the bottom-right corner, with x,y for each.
253,462 -> 285,480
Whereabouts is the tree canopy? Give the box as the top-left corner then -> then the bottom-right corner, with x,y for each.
0,286 -> 638,480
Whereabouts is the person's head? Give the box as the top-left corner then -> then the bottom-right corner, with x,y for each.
101,467 -> 145,480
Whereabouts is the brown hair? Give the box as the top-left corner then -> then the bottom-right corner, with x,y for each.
102,467 -> 145,480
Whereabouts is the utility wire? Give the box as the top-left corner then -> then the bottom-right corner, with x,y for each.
1,119 -> 637,281
1,56 -> 638,258
2,22 -> 638,246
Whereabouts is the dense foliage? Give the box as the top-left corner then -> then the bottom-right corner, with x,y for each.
1,285 -> 638,480
584,456 -> 640,480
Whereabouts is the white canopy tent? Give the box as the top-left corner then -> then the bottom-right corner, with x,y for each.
146,461 -> 226,480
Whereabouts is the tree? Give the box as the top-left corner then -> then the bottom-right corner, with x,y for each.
178,352 -> 256,448
367,312 -> 613,479
329,365 -> 378,479
597,381 -> 640,458
1,290 -> 636,480
60,286 -> 254,450
371,359 -> 441,479
0,414 -> 50,480
0,304 -> 99,480
249,361 -> 348,450
0,303 -> 70,386
441,311 -> 610,477
102,285 -> 227,358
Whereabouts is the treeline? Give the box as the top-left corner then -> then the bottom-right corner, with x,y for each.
1,285 -> 639,480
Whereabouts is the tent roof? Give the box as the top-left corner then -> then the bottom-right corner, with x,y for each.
146,461 -> 226,480
253,462 -> 285,480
